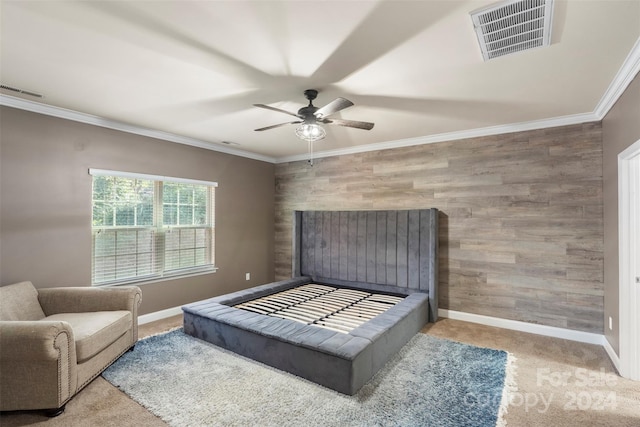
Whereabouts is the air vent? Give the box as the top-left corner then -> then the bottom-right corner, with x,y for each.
471,0 -> 554,61
0,84 -> 44,98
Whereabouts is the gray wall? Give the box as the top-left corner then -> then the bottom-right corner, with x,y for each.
0,106 -> 275,315
275,123 -> 605,334
602,74 -> 640,355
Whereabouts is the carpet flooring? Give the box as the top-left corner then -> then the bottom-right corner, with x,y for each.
1,315 -> 638,426
102,329 -> 512,427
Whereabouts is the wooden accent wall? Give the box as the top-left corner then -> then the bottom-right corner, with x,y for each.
275,123 -> 604,333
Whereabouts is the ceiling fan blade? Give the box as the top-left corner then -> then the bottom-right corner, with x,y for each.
314,97 -> 354,118
254,121 -> 302,131
253,104 -> 301,118
325,118 -> 375,130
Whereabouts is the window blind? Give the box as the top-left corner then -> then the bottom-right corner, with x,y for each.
90,169 -> 217,286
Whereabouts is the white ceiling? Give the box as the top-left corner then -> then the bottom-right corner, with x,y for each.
1,0 -> 639,162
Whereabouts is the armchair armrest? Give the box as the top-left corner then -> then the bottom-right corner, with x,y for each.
0,321 -> 77,411
0,320 -> 76,361
38,286 -> 142,316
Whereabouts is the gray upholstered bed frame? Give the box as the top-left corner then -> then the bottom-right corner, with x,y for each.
183,209 -> 438,395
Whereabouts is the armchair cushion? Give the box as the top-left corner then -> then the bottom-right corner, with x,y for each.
0,281 -> 46,321
46,311 -> 132,362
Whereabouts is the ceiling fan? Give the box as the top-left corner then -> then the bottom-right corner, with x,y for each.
253,89 -> 374,142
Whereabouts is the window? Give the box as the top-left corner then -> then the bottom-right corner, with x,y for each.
89,169 -> 217,286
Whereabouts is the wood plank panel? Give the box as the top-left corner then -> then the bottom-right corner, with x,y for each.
274,122 -> 604,333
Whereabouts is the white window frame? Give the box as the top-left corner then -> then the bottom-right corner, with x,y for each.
89,168 -> 218,286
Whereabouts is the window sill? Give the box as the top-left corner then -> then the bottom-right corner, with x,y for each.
93,267 -> 219,288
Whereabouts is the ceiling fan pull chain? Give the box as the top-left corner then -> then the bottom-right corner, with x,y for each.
308,141 -> 314,166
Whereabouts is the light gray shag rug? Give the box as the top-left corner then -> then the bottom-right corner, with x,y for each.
103,329 -> 515,427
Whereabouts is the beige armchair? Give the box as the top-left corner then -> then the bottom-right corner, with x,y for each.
0,281 -> 142,416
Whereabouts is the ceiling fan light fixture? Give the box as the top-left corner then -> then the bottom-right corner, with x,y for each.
254,89 -> 373,165
295,123 -> 326,142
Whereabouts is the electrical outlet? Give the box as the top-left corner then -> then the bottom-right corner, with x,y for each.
245,272 -> 250,281
609,316 -> 613,330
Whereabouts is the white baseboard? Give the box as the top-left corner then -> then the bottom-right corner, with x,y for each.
438,309 -> 605,346
602,337 -> 621,374
138,305 -> 183,325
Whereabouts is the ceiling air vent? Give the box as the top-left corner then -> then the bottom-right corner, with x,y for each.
470,0 -> 554,61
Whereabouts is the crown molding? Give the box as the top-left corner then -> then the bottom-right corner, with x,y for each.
275,111 -> 598,163
0,95 -> 277,164
593,37 -> 640,120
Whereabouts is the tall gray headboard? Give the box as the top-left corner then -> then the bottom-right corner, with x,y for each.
292,209 -> 438,322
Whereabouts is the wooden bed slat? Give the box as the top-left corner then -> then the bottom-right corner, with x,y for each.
234,284 -> 405,333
